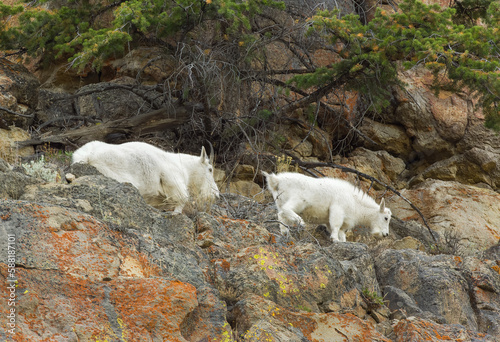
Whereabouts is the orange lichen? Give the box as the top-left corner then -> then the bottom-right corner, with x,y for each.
216,216 -> 250,226
221,259 -> 231,272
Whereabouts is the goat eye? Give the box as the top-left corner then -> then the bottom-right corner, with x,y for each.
385,217 -> 389,221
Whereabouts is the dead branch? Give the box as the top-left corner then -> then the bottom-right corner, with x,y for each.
0,105 -> 34,118
37,116 -> 98,130
254,75 -> 379,149
52,83 -> 167,109
16,105 -> 190,148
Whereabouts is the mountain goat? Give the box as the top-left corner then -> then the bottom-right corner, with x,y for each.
262,171 -> 391,242
72,141 -> 219,213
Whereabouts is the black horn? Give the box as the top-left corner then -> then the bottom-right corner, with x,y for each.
206,140 -> 215,164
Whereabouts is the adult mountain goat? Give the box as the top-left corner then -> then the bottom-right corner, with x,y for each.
72,141 -> 219,213
262,171 -> 391,241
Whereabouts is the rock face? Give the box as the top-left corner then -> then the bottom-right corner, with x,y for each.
389,179 -> 500,249
0,201 -> 199,342
0,127 -> 35,164
360,67 -> 500,191
2,35 -> 500,342
1,160 -> 499,341
0,59 -> 39,129
76,77 -> 158,121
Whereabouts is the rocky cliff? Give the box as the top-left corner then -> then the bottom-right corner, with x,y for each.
1,20 -> 500,341
1,154 -> 499,341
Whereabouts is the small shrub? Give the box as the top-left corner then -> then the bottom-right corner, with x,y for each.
427,228 -> 477,257
39,144 -> 73,167
21,155 -> 59,182
276,155 -> 296,173
361,288 -> 384,310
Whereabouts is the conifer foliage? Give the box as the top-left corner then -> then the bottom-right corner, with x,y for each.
0,0 -> 499,126
290,0 -> 499,119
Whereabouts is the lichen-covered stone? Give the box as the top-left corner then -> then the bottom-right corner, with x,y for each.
388,179 -> 500,249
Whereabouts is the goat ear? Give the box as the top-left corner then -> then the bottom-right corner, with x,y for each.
200,146 -> 208,163
379,198 -> 386,213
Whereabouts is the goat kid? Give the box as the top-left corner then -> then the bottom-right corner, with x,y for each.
72,141 -> 219,213
262,171 -> 391,242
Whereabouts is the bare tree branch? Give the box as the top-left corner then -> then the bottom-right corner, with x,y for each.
51,84 -> 166,109
0,106 -> 34,118
17,106 -> 190,148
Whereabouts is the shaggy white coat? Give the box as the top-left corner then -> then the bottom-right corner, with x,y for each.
72,141 -> 219,213
262,171 -> 391,241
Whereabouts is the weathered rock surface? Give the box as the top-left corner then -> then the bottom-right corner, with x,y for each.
1,159 -> 499,341
0,127 -> 35,164
349,147 -> 407,189
377,250 -> 473,327
36,88 -> 77,126
0,201 -> 199,341
393,316 -> 495,342
232,294 -> 390,341
360,66 -> 500,191
359,118 -> 412,158
76,77 -> 158,121
388,179 -> 500,249
0,59 -> 39,128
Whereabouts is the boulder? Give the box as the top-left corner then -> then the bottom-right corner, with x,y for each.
359,118 -> 412,158
377,249 -> 476,326
0,200 -> 199,341
376,248 -> 500,337
388,179 -> 500,249
349,147 -> 407,189
36,89 -> 77,126
76,77 -> 158,121
112,47 -> 175,83
0,165 -> 39,199
461,257 -> 500,336
232,294 -> 390,341
325,242 -> 381,295
387,67 -> 465,160
0,59 -> 39,128
428,91 -> 469,142
383,286 -> 424,317
393,316 -> 494,342
0,127 -> 35,164
229,180 -> 265,202
233,164 -> 256,181
417,154 -> 488,185
285,135 -> 314,157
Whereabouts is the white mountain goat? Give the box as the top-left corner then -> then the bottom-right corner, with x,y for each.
262,171 -> 391,241
72,141 -> 220,213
